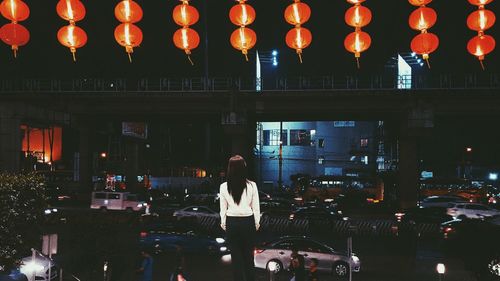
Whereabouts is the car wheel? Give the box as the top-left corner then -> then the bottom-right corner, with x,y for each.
333,262 -> 349,278
100,207 -> 107,212
126,207 -> 133,213
487,257 -> 500,278
266,260 -> 283,274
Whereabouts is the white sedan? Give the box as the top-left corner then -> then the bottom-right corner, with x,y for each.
447,203 -> 499,219
19,252 -> 57,281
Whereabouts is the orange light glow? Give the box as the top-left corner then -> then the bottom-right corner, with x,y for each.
21,126 -> 63,163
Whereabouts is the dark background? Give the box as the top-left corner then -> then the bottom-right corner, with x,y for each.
0,0 -> 499,79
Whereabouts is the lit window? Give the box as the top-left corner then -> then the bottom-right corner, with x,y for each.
263,130 -> 287,146
360,138 -> 368,147
318,156 -> 325,165
290,130 -> 311,146
361,156 -> 369,165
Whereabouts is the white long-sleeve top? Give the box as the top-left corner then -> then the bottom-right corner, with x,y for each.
219,180 -> 261,228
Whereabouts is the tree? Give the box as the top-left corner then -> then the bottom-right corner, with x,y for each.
0,173 -> 46,272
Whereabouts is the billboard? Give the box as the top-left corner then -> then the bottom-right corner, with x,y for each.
122,122 -> 148,139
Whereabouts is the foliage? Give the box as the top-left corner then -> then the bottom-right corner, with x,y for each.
0,172 -> 46,272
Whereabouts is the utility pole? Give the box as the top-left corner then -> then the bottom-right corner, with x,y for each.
278,122 -> 283,189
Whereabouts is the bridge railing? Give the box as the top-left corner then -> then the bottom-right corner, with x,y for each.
1,73 -> 499,93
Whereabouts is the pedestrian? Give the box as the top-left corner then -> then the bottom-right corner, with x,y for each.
136,249 -> 153,281
219,155 -> 261,281
307,258 -> 319,281
289,247 -> 305,281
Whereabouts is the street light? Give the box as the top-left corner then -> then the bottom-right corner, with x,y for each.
436,263 -> 445,281
466,147 -> 472,152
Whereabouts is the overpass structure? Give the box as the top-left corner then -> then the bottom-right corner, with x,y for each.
1,74 -> 500,207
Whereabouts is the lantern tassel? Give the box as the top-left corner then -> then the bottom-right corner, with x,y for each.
479,60 -> 485,71
425,58 -> 431,69
12,46 -> 18,58
128,52 -> 132,63
244,53 -> 249,61
356,57 -> 360,69
187,55 -> 194,66
298,53 -> 303,64
72,51 -> 76,62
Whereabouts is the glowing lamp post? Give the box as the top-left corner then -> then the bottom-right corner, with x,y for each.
436,263 -> 446,281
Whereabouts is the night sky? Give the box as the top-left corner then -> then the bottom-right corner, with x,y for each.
0,0 -> 499,79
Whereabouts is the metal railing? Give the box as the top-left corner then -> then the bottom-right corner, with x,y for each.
0,73 -> 499,93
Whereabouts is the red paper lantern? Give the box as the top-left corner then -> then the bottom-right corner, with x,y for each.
347,0 -> 366,4
173,27 -> 200,54
114,23 -> 143,61
467,34 -> 495,60
345,5 -> 372,28
0,0 -> 29,22
115,0 -> 143,23
344,30 -> 371,57
0,22 -> 29,57
57,24 -> 87,61
173,4 -> 199,27
286,26 -> 312,62
409,7 -> 437,31
56,0 -> 86,23
410,32 -> 439,60
468,0 -> 493,6
467,9 -> 496,32
230,27 -> 257,59
408,0 -> 433,6
284,2 -> 311,26
229,3 -> 256,26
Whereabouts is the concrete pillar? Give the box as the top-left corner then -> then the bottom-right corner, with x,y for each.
0,105 -> 21,172
78,125 -> 92,190
398,136 -> 419,209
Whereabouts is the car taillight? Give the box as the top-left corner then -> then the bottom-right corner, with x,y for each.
289,214 -> 295,220
443,227 -> 453,233
140,231 -> 148,238
254,248 -> 265,255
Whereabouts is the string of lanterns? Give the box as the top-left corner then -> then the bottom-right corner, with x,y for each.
172,0 -> 200,66
344,0 -> 372,68
284,0 -> 312,63
229,0 -> 257,61
56,0 -> 87,61
466,0 -> 496,70
0,1 -> 497,69
0,0 -> 30,57
114,0 -> 143,62
408,0 -> 439,68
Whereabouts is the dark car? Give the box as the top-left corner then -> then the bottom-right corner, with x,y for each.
441,216 -> 500,280
394,207 -> 453,224
260,198 -> 295,219
289,206 -> 347,222
149,196 -> 184,217
139,222 -> 228,256
0,270 -> 27,281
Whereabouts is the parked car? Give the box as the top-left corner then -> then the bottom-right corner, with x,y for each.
418,195 -> 467,208
440,216 -> 500,280
139,222 -> 228,255
260,199 -> 295,219
149,196 -> 184,217
394,207 -> 453,224
447,203 -> 499,219
289,206 -> 347,222
254,236 -> 360,278
19,252 -> 57,281
172,206 -> 219,220
90,191 -> 147,212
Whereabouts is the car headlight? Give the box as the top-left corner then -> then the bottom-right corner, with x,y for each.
137,204 -> 143,208
44,209 -> 52,215
351,256 -> 360,263
216,238 -> 225,244
219,246 -> 228,252
20,262 -> 44,273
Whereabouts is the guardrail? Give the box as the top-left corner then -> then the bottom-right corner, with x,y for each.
1,73 -> 499,93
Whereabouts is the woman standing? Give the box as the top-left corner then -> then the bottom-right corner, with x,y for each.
220,155 -> 261,281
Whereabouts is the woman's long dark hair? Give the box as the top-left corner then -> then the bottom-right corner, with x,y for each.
227,155 -> 249,205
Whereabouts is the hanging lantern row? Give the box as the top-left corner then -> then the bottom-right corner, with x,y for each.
114,0 -> 143,62
229,0 -> 256,61
172,0 -> 200,65
466,0 -> 496,70
344,0 -> 372,68
56,0 -> 87,62
408,0 -> 439,68
284,0 -> 312,63
0,0 -> 30,57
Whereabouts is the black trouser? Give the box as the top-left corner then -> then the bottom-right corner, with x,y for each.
226,216 -> 256,281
